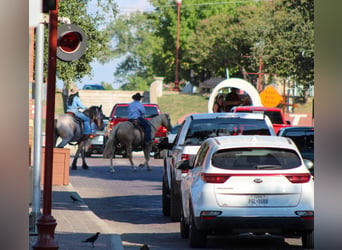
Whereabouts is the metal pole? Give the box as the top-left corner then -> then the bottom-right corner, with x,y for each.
29,20 -> 44,234
257,56 -> 263,92
33,0 -> 59,248
173,1 -> 181,91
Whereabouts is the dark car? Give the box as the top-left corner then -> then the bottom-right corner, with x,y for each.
277,126 -> 314,175
82,84 -> 105,90
105,103 -> 168,158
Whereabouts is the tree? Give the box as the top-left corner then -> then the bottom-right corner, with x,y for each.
55,0 -> 118,87
106,11 -> 161,90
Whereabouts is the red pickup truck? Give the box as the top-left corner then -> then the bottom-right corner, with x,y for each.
231,106 -> 292,134
105,103 -> 168,158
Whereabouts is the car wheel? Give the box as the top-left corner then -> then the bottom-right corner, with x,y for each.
180,201 -> 189,239
162,176 -> 170,216
302,231 -> 314,249
170,191 -> 181,222
189,205 -> 206,248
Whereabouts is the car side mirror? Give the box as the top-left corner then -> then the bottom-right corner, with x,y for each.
158,137 -> 173,150
303,159 -> 314,171
286,120 -> 291,125
175,159 -> 191,171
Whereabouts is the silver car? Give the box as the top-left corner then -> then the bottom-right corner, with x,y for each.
162,112 -> 276,222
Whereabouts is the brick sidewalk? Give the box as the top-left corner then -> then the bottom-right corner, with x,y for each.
29,184 -> 123,250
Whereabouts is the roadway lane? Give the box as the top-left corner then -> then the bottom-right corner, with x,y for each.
69,154 -> 304,249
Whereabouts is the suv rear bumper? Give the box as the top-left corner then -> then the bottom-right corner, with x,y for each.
194,216 -> 314,234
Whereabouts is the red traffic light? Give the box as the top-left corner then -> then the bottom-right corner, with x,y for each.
59,32 -> 81,53
57,24 -> 87,62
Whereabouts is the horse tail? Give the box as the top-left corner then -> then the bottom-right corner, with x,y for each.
54,119 -> 59,146
103,124 -> 119,158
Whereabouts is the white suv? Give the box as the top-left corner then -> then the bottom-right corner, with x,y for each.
162,112 -> 275,222
178,135 -> 314,248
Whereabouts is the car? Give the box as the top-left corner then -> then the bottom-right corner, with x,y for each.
105,103 -> 168,158
162,112 -> 276,222
85,132 -> 105,157
232,106 -> 292,134
178,135 -> 314,248
82,84 -> 105,90
85,119 -> 108,157
167,124 -> 181,144
278,126 -> 314,175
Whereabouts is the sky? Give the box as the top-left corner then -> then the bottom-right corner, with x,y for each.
57,0 -> 154,89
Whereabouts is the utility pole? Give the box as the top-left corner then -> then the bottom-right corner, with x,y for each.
33,0 -> 59,248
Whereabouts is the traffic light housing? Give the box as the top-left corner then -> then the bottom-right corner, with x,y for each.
57,24 -> 87,62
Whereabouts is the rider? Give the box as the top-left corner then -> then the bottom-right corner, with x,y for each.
66,86 -> 92,135
128,92 -> 152,145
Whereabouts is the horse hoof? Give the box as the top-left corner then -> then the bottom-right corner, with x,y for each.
133,168 -> 137,172
147,168 -> 152,171
139,164 -> 145,168
109,169 -> 115,173
82,166 -> 89,170
71,167 -> 77,170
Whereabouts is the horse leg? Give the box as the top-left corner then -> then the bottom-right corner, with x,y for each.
80,142 -> 88,169
143,144 -> 152,171
71,145 -> 81,170
125,145 -> 136,171
109,156 -> 115,173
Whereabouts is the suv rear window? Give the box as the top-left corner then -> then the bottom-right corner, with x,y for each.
184,118 -> 271,145
235,110 -> 283,124
212,148 -> 301,170
113,106 -> 159,118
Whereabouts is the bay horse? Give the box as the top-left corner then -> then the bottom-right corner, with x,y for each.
103,113 -> 172,172
55,105 -> 105,170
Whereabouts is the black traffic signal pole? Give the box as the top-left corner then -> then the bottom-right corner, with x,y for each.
33,0 -> 59,249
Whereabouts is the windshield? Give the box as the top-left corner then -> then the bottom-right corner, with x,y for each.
184,118 -> 271,145
114,106 -> 159,118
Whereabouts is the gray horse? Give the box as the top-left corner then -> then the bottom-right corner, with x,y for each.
55,105 -> 105,169
103,113 -> 172,172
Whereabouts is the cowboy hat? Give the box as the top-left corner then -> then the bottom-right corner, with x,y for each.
132,92 -> 143,100
69,86 -> 79,95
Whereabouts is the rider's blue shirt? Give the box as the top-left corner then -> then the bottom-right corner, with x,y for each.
128,100 -> 146,119
66,95 -> 87,113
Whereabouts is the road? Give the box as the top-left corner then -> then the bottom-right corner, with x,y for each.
69,153 -> 304,250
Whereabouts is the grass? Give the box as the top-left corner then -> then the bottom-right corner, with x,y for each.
158,93 -> 209,125
54,91 -> 313,126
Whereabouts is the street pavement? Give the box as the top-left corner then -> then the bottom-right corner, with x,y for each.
29,183 -> 123,250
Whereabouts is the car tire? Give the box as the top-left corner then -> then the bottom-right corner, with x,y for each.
189,205 -> 206,248
170,191 -> 181,222
162,176 -> 170,216
302,231 -> 314,249
180,201 -> 189,239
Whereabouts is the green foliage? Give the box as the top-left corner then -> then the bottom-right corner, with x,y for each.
103,0 -> 313,96
157,93 -> 208,124
53,0 -> 118,87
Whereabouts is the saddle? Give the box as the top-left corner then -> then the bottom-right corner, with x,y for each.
66,112 -> 86,136
129,119 -> 145,145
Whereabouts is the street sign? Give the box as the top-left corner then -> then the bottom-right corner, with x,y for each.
260,85 -> 283,107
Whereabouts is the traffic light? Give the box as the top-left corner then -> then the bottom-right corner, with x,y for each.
57,24 -> 87,62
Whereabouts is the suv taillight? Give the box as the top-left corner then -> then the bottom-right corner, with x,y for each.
181,154 -> 190,160
285,173 -> 311,183
201,173 -> 230,183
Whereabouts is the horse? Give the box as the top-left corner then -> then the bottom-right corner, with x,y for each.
103,113 -> 172,172
55,105 -> 105,170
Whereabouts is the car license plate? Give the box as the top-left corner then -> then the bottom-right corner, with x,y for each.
248,195 -> 268,206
